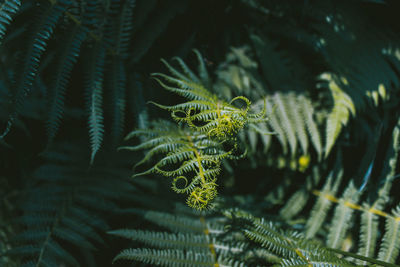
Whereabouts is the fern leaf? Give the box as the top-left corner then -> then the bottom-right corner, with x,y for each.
305,169 -> 343,238
111,0 -> 135,58
377,205 -> 400,263
356,122 -> 400,263
299,95 -> 322,159
143,210 -> 206,234
113,248 -> 215,266
85,43 -> 106,164
265,96 -> 287,153
173,56 -> 201,84
286,93 -> 308,155
0,0 -> 21,42
326,182 -> 360,249
357,205 -> 380,262
280,188 -> 309,220
274,93 -> 297,155
109,229 -> 211,252
2,0 -> 70,138
8,143 -> 135,266
194,49 -> 211,86
321,73 -> 355,157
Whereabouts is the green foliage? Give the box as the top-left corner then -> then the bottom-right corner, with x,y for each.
151,51 -> 267,139
0,0 -> 188,162
319,73 -> 356,158
122,121 -> 232,210
4,144 -> 136,266
122,52 -> 269,210
1,0 -> 400,266
109,205 -> 247,266
0,0 -> 20,42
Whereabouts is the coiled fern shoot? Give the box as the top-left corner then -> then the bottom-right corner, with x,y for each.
122,51 -> 268,210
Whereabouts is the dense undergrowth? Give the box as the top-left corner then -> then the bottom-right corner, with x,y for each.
1,0 -> 400,266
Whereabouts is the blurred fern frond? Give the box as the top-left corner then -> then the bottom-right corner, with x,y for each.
0,0 -> 189,162
5,143 -> 136,266
110,206 -> 247,267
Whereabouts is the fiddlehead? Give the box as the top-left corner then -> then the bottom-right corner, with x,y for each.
150,50 -> 268,140
123,121 -> 236,210
123,51 -> 267,210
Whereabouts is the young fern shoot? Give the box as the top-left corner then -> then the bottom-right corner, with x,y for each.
122,51 -> 268,210
122,121 -> 240,210
150,50 -> 268,139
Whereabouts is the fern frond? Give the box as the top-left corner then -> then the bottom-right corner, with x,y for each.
273,93 -> 298,156
252,93 -> 322,158
113,248 -> 216,266
377,205 -> 400,263
0,0 -> 21,42
299,95 -> 323,160
193,49 -> 211,86
109,229 -> 211,252
327,182 -> 360,249
356,123 -> 400,262
124,114 -> 246,209
110,206 -> 247,267
2,0 -> 71,139
142,210 -> 209,234
109,0 -> 135,58
151,51 -> 267,140
7,143 -> 136,266
320,73 -> 355,157
280,168 -> 322,220
85,43 -> 106,164
357,203 -> 381,261
102,0 -> 135,146
305,168 -> 343,238
225,209 -> 357,266
264,96 -> 288,153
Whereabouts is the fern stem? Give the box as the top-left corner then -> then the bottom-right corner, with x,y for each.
327,247 -> 400,267
312,190 -> 392,219
199,216 -> 219,267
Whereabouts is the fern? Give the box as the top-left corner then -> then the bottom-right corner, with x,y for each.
2,0 -> 71,139
122,121 -> 239,210
123,52 -> 268,209
319,73 -> 356,157
251,92 -> 323,160
224,209 -> 358,267
0,0 -> 179,162
110,205 -> 248,266
0,0 -> 21,42
302,118 -> 400,263
151,51 -> 267,140
378,205 -> 400,263
326,182 -> 361,249
5,143 -> 136,266
305,168 -> 343,238
86,42 -> 106,164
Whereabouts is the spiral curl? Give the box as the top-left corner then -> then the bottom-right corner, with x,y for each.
186,182 -> 218,210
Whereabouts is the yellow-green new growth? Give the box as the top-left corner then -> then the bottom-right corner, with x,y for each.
121,121 -> 241,210
122,51 -> 268,210
150,50 -> 267,140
